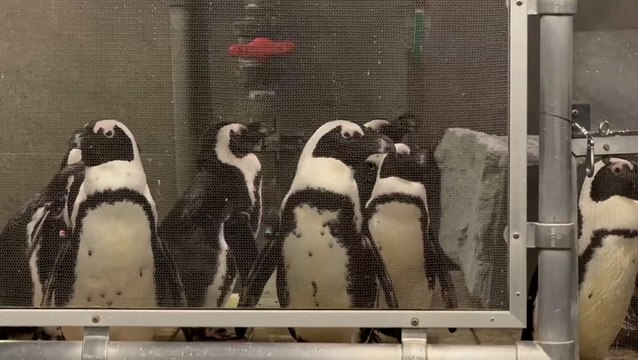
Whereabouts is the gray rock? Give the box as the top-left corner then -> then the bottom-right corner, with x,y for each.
435,128 -> 538,308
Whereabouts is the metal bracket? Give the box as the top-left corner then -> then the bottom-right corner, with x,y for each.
526,222 -> 575,249
571,104 -> 591,137
401,329 -> 427,360
572,134 -> 638,157
81,327 -> 109,360
527,0 -> 577,15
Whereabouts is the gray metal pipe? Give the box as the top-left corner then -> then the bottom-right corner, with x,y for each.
536,10 -> 577,360
168,1 -> 212,194
0,341 -> 551,360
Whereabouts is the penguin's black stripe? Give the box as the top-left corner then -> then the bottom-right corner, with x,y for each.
578,229 -> 638,287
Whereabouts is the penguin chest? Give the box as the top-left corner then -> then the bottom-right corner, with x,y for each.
283,204 -> 352,309
72,202 -> 157,308
579,237 -> 638,359
368,201 -> 430,309
204,225 -> 237,308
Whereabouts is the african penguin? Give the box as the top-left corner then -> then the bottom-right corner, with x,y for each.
43,119 -> 186,341
0,128 -> 84,340
159,121 -> 268,341
239,120 -> 398,343
522,157 -> 638,360
364,146 -> 459,340
365,149 -> 434,309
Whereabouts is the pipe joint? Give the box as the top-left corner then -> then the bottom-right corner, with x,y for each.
528,0 -> 577,15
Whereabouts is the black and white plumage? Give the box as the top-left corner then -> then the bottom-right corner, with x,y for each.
159,122 -> 268,341
239,120 -> 398,343
360,114 -> 416,208
363,113 -> 416,144
0,128 -> 84,340
365,148 -> 458,311
522,157 -> 638,360
43,119 -> 185,341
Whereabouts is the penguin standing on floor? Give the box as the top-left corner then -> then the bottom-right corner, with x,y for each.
0,128 -> 85,340
43,119 -> 185,341
159,121 -> 269,341
364,148 -> 458,310
239,120 -> 398,343
522,157 -> 638,360
364,146 -> 459,342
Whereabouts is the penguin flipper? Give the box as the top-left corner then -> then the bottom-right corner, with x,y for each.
224,212 -> 259,285
363,233 -> 398,309
154,232 -> 187,308
423,220 -> 458,333
235,228 -> 282,339
521,266 -> 538,341
41,225 -> 75,308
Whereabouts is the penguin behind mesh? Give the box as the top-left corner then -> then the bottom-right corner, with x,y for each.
522,157 -> 638,360
364,145 -> 459,341
238,120 -> 398,343
0,128 -> 85,340
43,119 -> 186,341
159,121 -> 269,341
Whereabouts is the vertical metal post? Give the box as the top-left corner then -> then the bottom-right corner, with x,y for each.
169,0 -> 212,194
536,0 -> 578,359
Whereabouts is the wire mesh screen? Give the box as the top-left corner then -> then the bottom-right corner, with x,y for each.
0,0 -> 510,330
573,29 -> 638,359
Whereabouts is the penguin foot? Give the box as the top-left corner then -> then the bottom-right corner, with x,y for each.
182,327 -> 243,341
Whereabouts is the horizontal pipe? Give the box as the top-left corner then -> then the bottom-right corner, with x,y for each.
0,341 -> 548,360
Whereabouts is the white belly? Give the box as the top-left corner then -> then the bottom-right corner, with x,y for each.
70,202 -> 157,309
369,202 -> 431,309
283,204 -> 359,342
579,238 -> 638,360
204,225 -> 237,308
63,202 -> 157,341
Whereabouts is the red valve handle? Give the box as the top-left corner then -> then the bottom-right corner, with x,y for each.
228,37 -> 295,61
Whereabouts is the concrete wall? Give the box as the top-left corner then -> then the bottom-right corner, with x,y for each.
0,0 -> 177,223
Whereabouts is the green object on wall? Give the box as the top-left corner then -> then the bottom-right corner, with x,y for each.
411,9 -> 425,58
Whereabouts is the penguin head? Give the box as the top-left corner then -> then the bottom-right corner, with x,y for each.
588,157 -> 638,202
363,113 -> 416,144
78,119 -> 140,168
368,145 -> 428,184
199,121 -> 271,167
306,120 -> 394,170
59,127 -> 84,169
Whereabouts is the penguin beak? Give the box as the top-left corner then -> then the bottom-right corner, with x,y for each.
245,122 -> 275,152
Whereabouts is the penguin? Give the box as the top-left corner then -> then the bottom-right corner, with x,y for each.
159,121 -> 269,341
43,119 -> 186,341
364,145 -> 459,341
359,114 -> 416,210
0,128 -> 85,340
522,157 -> 638,360
364,148 -> 457,309
238,120 -> 398,343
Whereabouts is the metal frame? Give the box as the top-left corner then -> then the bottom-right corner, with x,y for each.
0,341 -> 551,360
0,1 -> 529,330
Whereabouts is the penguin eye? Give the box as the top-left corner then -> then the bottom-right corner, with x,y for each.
342,131 -> 352,139
104,129 -> 115,138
